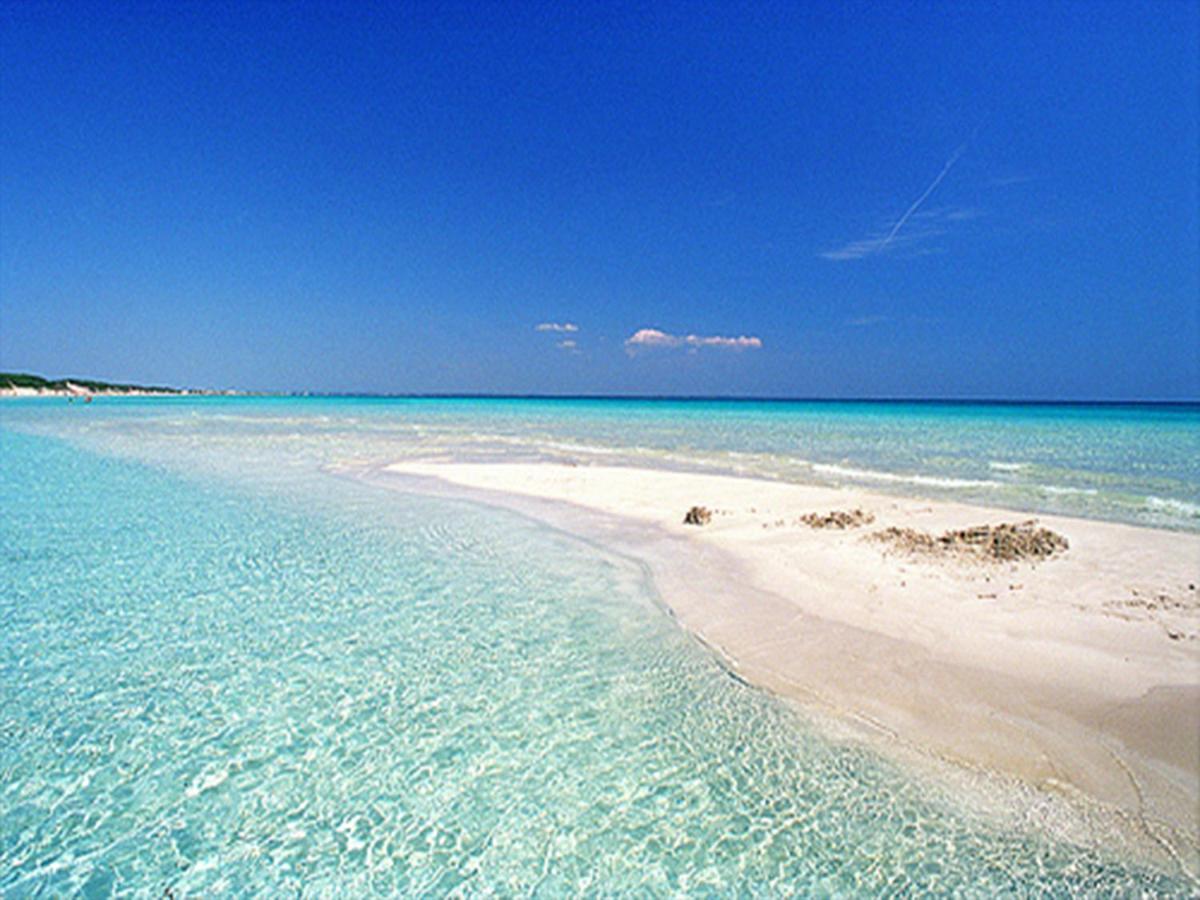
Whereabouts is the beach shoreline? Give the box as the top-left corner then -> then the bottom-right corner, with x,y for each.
365,460 -> 1200,876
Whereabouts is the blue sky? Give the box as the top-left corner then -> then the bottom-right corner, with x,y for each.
1,1 -> 1197,398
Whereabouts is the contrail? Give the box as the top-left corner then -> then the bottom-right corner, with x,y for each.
875,140 -> 969,254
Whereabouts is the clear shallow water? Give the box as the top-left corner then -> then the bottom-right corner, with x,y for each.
6,395 -> 1198,531
1,400 -> 1197,894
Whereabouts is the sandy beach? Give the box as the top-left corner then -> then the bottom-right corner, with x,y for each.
0,386 -> 185,398
377,461 -> 1200,868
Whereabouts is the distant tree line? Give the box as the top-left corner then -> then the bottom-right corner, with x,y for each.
0,372 -> 180,393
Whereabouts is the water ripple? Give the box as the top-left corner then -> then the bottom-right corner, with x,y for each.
0,420 -> 1194,895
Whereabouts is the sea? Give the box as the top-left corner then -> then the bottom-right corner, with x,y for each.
2,396 -> 1197,895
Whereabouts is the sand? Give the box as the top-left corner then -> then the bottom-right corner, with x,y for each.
0,387 -> 182,397
375,461 -> 1200,869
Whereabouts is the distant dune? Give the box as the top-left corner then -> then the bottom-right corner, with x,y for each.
0,372 -> 221,397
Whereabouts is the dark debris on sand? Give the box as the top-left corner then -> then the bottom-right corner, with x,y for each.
873,520 -> 1069,562
799,508 -> 876,530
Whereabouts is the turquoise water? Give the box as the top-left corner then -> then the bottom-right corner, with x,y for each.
1,398 -> 1198,894
7,396 -> 1197,530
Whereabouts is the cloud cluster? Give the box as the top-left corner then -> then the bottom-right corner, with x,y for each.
534,321 -> 763,358
625,328 -> 763,351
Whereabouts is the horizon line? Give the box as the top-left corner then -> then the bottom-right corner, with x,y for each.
210,392 -> 1200,406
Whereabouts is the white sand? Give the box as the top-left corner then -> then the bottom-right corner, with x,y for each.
378,461 -> 1200,862
0,387 -> 181,397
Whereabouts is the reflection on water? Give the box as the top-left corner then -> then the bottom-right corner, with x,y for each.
1,421 -> 1193,894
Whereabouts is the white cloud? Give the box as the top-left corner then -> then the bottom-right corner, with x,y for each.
625,328 -> 763,352
535,322 -> 578,333
556,339 -> 578,351
625,328 -> 678,348
685,334 -> 763,349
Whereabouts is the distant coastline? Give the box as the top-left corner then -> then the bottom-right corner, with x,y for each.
0,372 -> 236,398
4,373 -> 1195,406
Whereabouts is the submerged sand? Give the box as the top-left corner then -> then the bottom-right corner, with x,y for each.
375,461 -> 1200,872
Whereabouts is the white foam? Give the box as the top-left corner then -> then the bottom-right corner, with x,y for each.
1145,496 -> 1200,518
1038,485 -> 1099,497
811,463 -> 1001,490
988,461 -> 1030,472
540,440 -> 621,455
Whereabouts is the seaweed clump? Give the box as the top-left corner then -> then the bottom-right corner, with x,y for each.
874,520 -> 1068,562
799,509 -> 875,530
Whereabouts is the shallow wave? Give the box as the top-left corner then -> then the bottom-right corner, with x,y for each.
1145,495 -> 1200,518
812,463 -> 1003,490
535,439 -> 623,456
988,461 -> 1030,472
1037,485 -> 1100,497
8,397 -> 1199,536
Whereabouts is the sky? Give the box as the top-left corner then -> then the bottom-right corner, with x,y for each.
1,1 -> 1197,399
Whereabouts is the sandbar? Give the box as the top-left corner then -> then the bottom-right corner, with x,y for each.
374,461 -> 1200,872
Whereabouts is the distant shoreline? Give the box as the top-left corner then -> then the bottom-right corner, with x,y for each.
1,372 -> 1196,406
0,386 -> 239,398
0,371 -> 243,398
1,371 -> 183,397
